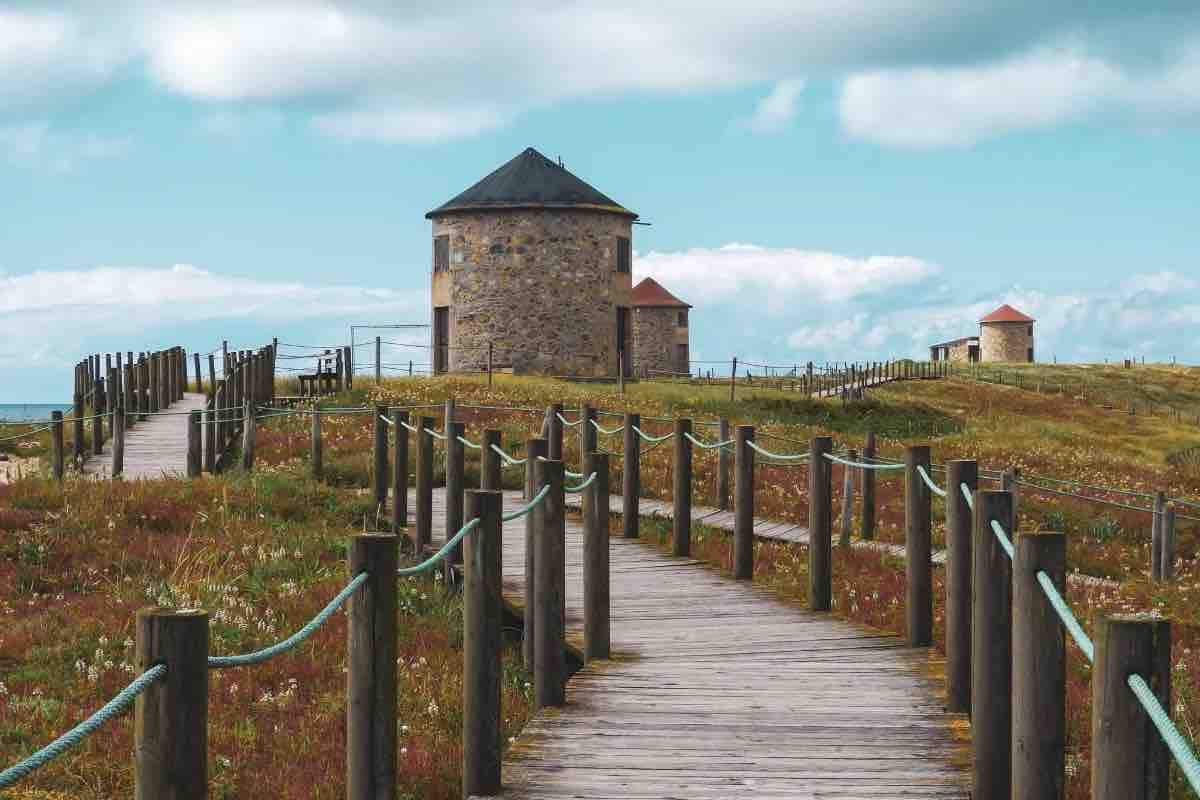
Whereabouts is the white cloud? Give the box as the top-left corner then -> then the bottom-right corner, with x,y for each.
745,79 -> 805,133
839,43 -> 1200,148
5,4 -> 1200,144
312,105 -> 510,144
0,264 -> 427,370
634,243 -> 939,314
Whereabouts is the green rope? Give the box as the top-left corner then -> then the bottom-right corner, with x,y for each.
503,484 -> 551,521
1127,673 -> 1200,795
398,518 -> 479,576
1035,571 -> 1094,662
556,412 -> 583,428
423,427 -> 446,441
989,519 -> 1015,559
0,664 -> 166,789
456,435 -> 481,450
960,482 -> 975,509
916,464 -> 947,497
683,432 -> 733,450
209,572 -> 368,667
490,443 -> 527,466
631,425 -> 674,443
590,419 -> 625,435
824,452 -> 904,470
565,472 -> 598,492
746,440 -> 808,460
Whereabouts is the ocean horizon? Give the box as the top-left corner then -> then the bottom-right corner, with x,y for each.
0,403 -> 74,422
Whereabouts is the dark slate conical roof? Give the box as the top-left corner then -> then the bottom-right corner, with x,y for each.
425,147 -> 637,219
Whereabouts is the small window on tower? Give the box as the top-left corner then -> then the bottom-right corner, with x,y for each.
1028,325 -> 1033,336
616,237 -> 631,274
677,311 -> 687,327
433,235 -> 450,273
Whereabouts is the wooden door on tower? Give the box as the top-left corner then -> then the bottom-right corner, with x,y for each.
433,307 -> 449,373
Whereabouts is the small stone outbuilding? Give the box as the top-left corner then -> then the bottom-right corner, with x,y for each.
631,277 -> 691,376
930,304 -> 1035,363
425,147 -> 637,376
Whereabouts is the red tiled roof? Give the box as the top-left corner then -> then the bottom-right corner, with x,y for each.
979,304 -> 1035,324
632,277 -> 691,308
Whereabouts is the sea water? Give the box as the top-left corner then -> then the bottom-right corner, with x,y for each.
0,403 -> 74,422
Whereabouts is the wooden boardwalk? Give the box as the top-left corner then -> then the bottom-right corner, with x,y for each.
82,393 -> 208,480
420,488 -> 971,799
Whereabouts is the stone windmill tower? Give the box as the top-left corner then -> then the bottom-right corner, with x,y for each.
979,304 -> 1036,362
425,148 -> 638,376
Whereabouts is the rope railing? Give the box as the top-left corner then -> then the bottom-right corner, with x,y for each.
556,412 -> 583,427
1127,674 -> 1200,795
0,425 -> 53,443
379,414 -> 393,426
399,519 -> 479,576
1035,571 -> 1094,662
535,455 -> 583,478
683,432 -> 733,450
503,484 -> 552,521
208,572 -> 369,668
399,420 -> 420,434
457,435 -> 481,450
0,664 -> 167,789
631,425 -> 674,443
960,482 -> 975,509
490,443 -> 527,466
565,472 -> 598,493
824,452 -> 905,470
745,440 -> 808,461
989,519 -> 1015,559
590,419 -> 625,435
423,427 -> 447,441
916,464 -> 948,497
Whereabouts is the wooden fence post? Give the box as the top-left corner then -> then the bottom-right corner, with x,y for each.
187,410 -> 201,478
415,416 -> 434,554
1161,506 -> 1176,580
809,436 -> 832,609
729,356 -> 737,402
347,533 -> 398,800
583,451 -> 610,661
207,355 -> 216,402
463,489 -> 503,799
344,345 -> 353,390
838,448 -> 857,547
1092,615 -> 1171,800
444,397 -> 456,433
1151,490 -> 1166,581
524,438 -> 548,669
373,404 -> 389,512
972,490 -> 1013,800
375,337 -> 382,385
673,418 -> 692,557
861,432 -> 876,539
203,400 -> 215,474
446,421 -> 466,567
240,400 -> 255,471
548,403 -> 564,461
480,429 -> 501,492
392,410 -> 410,532
1012,531 -> 1066,800
945,459 -> 977,714
92,377 -> 105,456
533,457 -> 566,707
310,403 -> 322,480
193,352 -> 201,394
72,390 -> 85,463
622,413 -> 640,539
51,411 -> 64,480
905,445 -> 932,647
717,418 -> 731,510
135,608 -> 208,800
581,405 -> 597,457
733,425 -> 755,580
113,399 -> 125,477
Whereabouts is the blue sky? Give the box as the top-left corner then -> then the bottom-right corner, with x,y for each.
2,3 -> 1199,400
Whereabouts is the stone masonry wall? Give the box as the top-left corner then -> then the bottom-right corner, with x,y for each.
980,322 -> 1034,362
431,209 -> 632,376
633,307 -> 688,376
